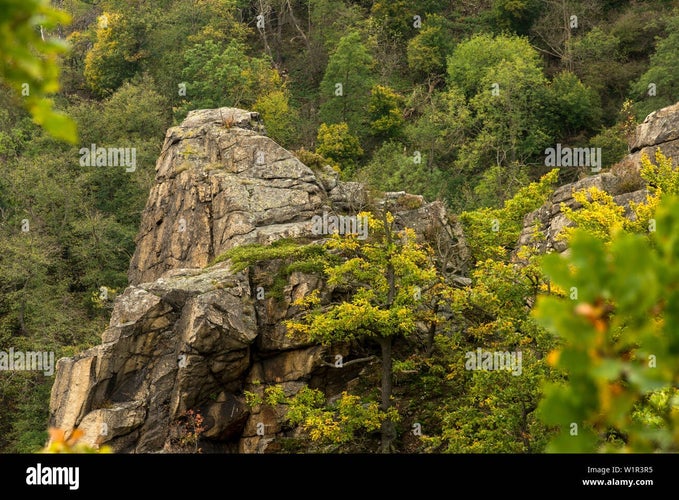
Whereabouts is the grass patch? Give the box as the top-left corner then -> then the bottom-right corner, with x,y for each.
211,238 -> 325,271
211,238 -> 338,300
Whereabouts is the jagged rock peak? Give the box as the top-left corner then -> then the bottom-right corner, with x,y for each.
49,107 -> 471,453
128,107 -> 328,285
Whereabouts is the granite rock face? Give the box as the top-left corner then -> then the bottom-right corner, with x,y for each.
49,108 -> 471,452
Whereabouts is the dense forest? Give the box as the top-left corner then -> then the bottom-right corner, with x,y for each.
0,0 -> 678,454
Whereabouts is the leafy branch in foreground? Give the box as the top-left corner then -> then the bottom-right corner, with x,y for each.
41,428 -> 111,453
534,194 -> 679,452
0,0 -> 77,142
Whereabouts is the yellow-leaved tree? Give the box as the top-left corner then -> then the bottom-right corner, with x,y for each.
285,211 -> 449,452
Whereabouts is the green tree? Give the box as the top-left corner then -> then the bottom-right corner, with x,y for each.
589,124 -> 630,171
143,0 -> 249,103
443,33 -> 554,180
610,3 -> 669,62
356,141 -> 448,203
0,140 -> 114,450
425,255 -> 556,453
370,0 -> 450,36
83,11 -> 146,97
319,31 -> 375,139
368,85 -> 404,139
631,11 -> 679,120
253,89 -> 300,148
287,0 -> 363,105
315,122 -> 363,176
286,212 -> 446,452
406,14 -> 455,77
0,89 -> 36,161
245,385 -> 394,452
543,71 -> 601,139
180,39 -> 282,115
473,163 -> 531,209
417,171 -> 561,453
403,86 -> 470,208
71,75 -> 170,227
308,0 -> 363,53
459,57 -> 551,173
370,1 -> 423,42
446,33 -> 542,98
490,0 -> 543,35
461,169 -> 560,263
570,26 -> 630,121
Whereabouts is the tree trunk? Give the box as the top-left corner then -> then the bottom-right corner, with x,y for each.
379,210 -> 397,452
378,336 -> 395,453
426,301 -> 439,357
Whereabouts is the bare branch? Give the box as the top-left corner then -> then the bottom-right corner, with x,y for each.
321,355 -> 378,368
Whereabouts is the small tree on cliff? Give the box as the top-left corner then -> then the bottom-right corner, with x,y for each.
285,211 -> 447,452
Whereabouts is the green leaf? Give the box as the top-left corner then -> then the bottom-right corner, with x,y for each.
591,359 -> 623,381
545,428 -> 598,453
29,99 -> 78,144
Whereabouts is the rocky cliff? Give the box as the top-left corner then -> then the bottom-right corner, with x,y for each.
48,107 -> 470,452
48,102 -> 678,453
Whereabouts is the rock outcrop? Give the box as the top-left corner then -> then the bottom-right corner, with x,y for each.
629,101 -> 679,164
516,102 -> 679,254
49,107 -> 470,452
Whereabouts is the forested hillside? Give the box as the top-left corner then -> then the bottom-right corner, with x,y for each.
0,0 -> 678,455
